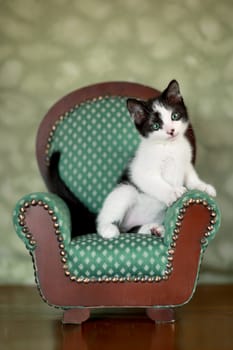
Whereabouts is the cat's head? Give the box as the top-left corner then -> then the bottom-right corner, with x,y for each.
127,80 -> 189,142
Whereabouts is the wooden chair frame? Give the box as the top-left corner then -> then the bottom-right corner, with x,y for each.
14,82 -> 220,324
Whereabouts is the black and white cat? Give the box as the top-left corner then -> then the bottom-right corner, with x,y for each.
97,80 -> 216,239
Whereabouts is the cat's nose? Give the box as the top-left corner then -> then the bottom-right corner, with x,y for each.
167,128 -> 175,135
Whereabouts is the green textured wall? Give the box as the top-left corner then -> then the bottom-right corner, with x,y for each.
1,0 -> 232,284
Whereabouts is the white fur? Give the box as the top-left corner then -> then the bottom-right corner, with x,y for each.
97,104 -> 216,239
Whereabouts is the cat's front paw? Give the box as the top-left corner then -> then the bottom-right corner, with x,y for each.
98,224 -> 120,239
139,223 -> 165,238
165,186 -> 187,206
191,182 -> 216,197
203,184 -> 216,197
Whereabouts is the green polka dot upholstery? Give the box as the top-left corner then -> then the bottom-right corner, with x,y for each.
49,96 -> 139,213
68,233 -> 168,280
13,190 -> 221,282
13,192 -> 71,250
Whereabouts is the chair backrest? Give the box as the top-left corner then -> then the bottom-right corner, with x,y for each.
36,82 -> 196,214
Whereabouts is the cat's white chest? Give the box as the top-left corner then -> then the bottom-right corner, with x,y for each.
132,137 -> 191,187
160,150 -> 185,186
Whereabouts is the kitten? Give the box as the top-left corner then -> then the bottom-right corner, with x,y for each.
97,80 -> 216,239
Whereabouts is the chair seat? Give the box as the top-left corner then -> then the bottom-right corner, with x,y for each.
67,233 -> 169,282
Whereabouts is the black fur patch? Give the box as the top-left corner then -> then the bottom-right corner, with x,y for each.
127,80 -> 189,138
48,152 -> 96,237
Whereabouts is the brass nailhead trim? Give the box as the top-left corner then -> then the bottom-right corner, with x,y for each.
18,200 -> 66,255
183,198 -> 217,246
19,214 -> 25,221
18,202 -> 36,246
30,239 -> 36,245
165,197 -> 218,282
18,199 -> 84,280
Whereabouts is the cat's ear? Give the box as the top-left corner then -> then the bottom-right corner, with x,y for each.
164,80 -> 182,104
127,98 -> 147,125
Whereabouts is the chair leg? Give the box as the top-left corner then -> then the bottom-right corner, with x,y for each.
146,308 -> 175,323
63,308 -> 90,324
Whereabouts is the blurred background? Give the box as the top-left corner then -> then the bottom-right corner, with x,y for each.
0,0 -> 232,284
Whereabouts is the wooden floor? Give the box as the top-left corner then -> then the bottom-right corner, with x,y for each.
1,285 -> 233,350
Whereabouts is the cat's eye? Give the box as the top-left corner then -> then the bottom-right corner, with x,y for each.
171,112 -> 181,121
152,123 -> 160,131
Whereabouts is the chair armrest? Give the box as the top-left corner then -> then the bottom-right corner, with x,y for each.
163,189 -> 221,249
13,192 -> 72,251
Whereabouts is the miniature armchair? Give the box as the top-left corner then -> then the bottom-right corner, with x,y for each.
13,82 -> 221,324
